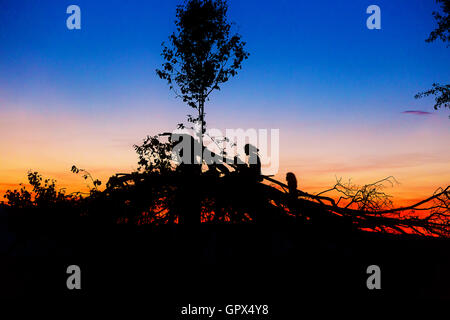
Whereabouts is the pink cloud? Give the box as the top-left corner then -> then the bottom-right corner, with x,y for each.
402,110 -> 432,115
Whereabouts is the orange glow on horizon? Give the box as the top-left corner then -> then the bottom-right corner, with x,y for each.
1,106 -> 449,208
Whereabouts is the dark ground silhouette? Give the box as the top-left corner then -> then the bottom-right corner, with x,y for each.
1,137 -> 450,304
1,0 -> 450,309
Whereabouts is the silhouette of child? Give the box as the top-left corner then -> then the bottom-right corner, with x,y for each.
286,172 -> 297,196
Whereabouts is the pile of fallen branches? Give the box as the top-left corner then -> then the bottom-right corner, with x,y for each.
90,167 -> 450,237
265,176 -> 450,238
3,136 -> 449,238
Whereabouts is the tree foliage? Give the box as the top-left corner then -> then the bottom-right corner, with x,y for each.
416,0 -> 450,113
415,83 -> 450,110
134,135 -> 175,173
156,0 -> 249,134
426,0 -> 450,44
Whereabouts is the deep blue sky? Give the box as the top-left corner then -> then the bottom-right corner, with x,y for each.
1,0 -> 448,122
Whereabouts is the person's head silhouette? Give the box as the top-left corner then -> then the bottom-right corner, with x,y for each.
244,143 -> 258,156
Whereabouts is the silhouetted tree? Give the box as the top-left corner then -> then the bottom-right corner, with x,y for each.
156,0 -> 249,144
415,83 -> 449,111
416,0 -> 450,114
426,0 -> 450,44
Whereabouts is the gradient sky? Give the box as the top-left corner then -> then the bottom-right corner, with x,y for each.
0,0 -> 449,205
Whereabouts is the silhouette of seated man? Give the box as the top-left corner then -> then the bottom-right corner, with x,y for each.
231,143 -> 262,182
244,143 -> 263,182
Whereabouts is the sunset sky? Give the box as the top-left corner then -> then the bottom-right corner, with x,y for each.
0,0 -> 449,206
